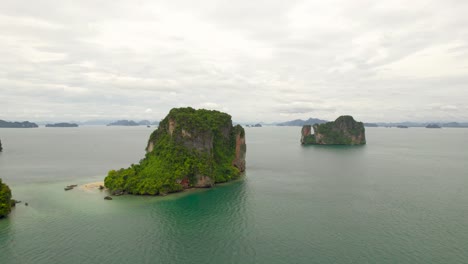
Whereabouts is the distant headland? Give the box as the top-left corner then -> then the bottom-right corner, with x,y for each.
46,123 -> 79,127
104,107 -> 246,196
107,120 -> 139,126
301,116 -> 366,145
0,120 -> 38,128
426,124 -> 441,129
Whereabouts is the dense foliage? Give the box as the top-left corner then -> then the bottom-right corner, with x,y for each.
302,134 -> 316,144
105,107 -> 244,195
315,116 -> 365,145
0,178 -> 12,218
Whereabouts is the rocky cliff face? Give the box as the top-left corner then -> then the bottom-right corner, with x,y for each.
301,116 -> 366,145
300,125 -> 313,144
0,139 -> 2,152
105,107 -> 246,195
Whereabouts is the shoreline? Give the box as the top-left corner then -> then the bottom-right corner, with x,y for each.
79,175 -> 245,197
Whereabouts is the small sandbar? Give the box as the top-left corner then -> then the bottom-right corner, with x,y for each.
80,181 -> 105,192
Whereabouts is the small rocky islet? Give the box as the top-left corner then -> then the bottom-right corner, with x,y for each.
301,115 -> 366,145
104,107 -> 246,196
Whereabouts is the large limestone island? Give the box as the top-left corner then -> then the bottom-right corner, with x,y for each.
0,120 -> 38,128
301,116 -> 366,145
104,107 -> 246,196
0,178 -> 13,218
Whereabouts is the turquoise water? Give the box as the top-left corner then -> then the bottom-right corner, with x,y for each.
1,126 -> 468,263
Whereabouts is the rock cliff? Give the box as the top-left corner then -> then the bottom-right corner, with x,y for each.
105,107 -> 246,195
301,116 -> 366,145
0,139 -> 2,152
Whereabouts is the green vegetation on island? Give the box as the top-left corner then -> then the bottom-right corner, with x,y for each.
301,116 -> 366,145
0,120 -> 38,128
0,178 -> 12,218
104,107 -> 246,196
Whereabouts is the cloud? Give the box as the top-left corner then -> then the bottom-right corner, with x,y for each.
0,0 -> 468,122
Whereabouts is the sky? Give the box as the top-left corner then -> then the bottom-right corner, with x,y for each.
1,0 -> 468,123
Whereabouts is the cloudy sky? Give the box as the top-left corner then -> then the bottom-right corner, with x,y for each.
1,0 -> 468,123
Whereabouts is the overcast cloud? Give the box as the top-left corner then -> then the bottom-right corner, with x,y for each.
1,0 -> 468,122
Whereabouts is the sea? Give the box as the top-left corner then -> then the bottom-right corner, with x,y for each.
0,126 -> 467,264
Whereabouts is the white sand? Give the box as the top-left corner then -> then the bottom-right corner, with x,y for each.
79,181 -> 105,192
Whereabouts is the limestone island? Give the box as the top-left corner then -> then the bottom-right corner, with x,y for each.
104,107 -> 246,196
0,138 -> 2,152
301,116 -> 366,145
45,123 -> 79,127
0,178 -> 13,219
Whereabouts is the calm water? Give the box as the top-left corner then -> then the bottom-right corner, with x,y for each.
0,126 -> 468,263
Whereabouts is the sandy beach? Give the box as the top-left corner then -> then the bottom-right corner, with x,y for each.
79,181 -> 105,192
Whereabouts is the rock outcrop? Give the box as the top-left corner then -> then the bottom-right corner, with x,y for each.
0,138 -> 2,152
105,107 -> 246,195
301,116 -> 366,145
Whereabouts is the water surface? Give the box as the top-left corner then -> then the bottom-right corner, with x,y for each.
0,126 -> 467,263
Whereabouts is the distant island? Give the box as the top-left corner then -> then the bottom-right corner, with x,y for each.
374,122 -> 468,128
107,120 -> 139,126
0,178 -> 12,218
364,123 -> 378,127
277,118 -> 328,126
442,122 -> 461,128
426,124 -> 441,129
104,107 -> 246,196
397,125 -> 408,128
0,120 -> 38,128
138,120 -> 151,126
46,123 -> 79,127
246,123 -> 262,127
301,116 -> 366,145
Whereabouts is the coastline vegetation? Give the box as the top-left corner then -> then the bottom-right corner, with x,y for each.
0,178 -> 12,218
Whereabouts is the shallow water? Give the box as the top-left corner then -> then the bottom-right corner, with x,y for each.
0,126 -> 467,263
